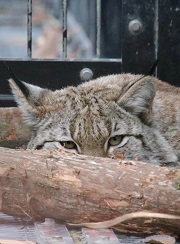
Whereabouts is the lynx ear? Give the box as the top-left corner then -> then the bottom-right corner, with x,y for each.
9,78 -> 51,126
118,76 -> 156,124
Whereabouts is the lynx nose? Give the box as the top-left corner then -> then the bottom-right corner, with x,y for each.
82,147 -> 107,158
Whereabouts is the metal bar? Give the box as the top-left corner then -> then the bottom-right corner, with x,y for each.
154,0 -> 159,77
27,0 -> 32,58
96,0 -> 101,58
0,57 -> 122,62
62,0 -> 67,58
0,95 -> 14,101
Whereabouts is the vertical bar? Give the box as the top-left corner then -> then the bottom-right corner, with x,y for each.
154,0 -> 159,77
62,0 -> 67,58
27,0 -> 32,58
96,0 -> 101,58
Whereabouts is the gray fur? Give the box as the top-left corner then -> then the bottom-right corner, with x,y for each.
9,73 -> 180,164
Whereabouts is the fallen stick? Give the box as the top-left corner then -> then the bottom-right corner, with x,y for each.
68,211 -> 180,229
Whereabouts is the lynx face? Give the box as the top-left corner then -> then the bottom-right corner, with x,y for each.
9,73 -> 178,164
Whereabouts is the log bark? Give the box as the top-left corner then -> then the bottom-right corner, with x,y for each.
0,147 -> 180,236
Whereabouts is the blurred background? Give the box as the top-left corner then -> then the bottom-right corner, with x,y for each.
0,0 -> 94,58
0,0 -> 121,59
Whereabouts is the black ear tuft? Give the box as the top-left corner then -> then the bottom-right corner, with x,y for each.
148,59 -> 159,76
4,62 -> 29,98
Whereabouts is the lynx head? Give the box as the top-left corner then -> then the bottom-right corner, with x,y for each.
8,72 -> 177,164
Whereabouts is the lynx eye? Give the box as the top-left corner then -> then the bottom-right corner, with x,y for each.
108,135 -> 123,146
60,141 -> 77,150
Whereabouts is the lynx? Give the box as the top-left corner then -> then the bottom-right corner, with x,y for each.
8,72 -> 180,164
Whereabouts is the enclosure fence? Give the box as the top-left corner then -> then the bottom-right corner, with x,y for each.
26,0 -> 105,60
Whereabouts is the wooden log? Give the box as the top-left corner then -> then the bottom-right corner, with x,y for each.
0,147 -> 180,236
0,108 -> 30,148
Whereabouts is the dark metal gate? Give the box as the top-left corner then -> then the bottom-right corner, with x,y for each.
0,0 -> 179,107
